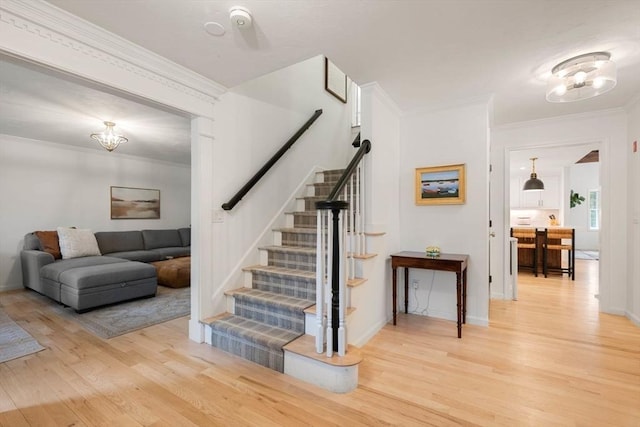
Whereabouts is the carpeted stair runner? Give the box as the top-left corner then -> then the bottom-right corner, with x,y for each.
207,170 -> 343,372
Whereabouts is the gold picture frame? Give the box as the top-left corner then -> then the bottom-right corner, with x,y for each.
415,164 -> 466,205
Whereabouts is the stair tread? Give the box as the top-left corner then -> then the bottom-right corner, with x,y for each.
208,314 -> 301,350
243,264 -> 316,279
230,288 -> 315,309
303,305 -> 356,316
274,227 -> 318,234
285,211 -> 317,216
349,252 -> 378,259
283,334 -> 362,367
259,245 -> 316,254
348,277 -> 367,287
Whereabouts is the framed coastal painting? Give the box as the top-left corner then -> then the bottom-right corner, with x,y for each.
110,186 -> 160,219
415,164 -> 466,205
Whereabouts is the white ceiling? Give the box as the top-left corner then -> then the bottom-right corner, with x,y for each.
1,1 -> 639,165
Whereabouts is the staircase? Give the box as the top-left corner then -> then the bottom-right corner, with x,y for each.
204,169 -> 348,373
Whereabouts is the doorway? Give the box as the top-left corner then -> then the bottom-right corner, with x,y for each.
506,142 -> 601,299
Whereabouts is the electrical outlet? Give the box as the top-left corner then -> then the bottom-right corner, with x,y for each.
412,280 -> 419,289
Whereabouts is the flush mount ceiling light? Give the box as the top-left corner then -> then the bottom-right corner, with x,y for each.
229,6 -> 252,28
546,52 -> 617,102
90,121 -> 128,152
522,157 -> 544,192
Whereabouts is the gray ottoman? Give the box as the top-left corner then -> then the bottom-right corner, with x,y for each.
58,261 -> 157,312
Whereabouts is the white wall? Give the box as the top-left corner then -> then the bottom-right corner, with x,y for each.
207,55 -> 353,317
398,102 -> 491,326
567,162 -> 600,250
491,109 -> 628,315
627,99 -> 640,326
0,134 -> 191,291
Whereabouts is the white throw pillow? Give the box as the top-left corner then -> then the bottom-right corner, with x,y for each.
56,227 -> 101,259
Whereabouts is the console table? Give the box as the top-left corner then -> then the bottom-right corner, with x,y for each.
390,251 -> 469,338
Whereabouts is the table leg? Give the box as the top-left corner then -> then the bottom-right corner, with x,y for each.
392,266 -> 397,325
462,268 -> 467,324
404,267 -> 409,314
456,271 -> 462,339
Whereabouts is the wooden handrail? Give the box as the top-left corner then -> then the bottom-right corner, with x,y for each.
221,109 -> 323,210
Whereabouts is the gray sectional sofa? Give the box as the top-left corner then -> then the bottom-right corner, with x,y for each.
21,228 -> 190,312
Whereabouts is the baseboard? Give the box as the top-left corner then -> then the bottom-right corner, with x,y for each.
0,283 -> 22,293
349,317 -> 388,348
626,310 -> 640,327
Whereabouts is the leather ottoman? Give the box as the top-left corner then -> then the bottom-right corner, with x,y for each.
151,256 -> 190,288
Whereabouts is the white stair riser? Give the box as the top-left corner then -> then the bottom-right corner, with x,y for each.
284,213 -> 295,228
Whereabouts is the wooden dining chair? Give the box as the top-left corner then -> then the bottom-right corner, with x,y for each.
542,228 -> 575,280
510,227 -> 538,276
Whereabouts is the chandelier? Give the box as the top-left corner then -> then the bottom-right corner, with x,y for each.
546,52 -> 616,103
90,121 -> 128,152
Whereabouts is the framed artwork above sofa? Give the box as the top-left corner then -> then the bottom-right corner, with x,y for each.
111,186 -> 160,219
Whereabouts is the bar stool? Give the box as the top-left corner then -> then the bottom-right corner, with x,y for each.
510,227 -> 538,276
543,228 -> 575,280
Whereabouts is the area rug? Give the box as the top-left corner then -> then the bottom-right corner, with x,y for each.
575,250 -> 599,260
0,308 -> 45,363
53,286 -> 190,339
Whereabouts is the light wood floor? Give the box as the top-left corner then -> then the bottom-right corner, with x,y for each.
1,259 -> 638,426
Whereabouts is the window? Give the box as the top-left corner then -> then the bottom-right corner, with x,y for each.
588,189 -> 600,230
351,84 -> 361,127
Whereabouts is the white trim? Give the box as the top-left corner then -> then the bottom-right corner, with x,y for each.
0,0 -> 225,101
359,82 -> 402,116
493,107 -> 626,131
403,93 -> 494,118
627,310 -> 640,327
0,0 -> 225,119
0,133 -> 191,168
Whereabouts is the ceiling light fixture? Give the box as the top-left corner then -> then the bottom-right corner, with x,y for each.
229,6 -> 252,28
522,157 -> 544,192
546,52 -> 616,102
90,121 -> 128,152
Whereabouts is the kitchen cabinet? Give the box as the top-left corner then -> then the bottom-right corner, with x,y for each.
512,175 -> 560,209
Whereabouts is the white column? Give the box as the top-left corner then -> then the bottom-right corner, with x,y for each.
189,116 -> 215,342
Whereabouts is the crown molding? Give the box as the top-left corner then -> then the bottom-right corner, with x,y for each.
0,133 -> 192,168
493,107 -> 627,132
0,0 -> 226,107
402,93 -> 494,118
359,82 -> 402,117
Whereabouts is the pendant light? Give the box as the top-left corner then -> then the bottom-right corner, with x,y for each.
522,157 -> 544,192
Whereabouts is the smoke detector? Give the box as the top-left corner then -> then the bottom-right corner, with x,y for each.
229,6 -> 252,28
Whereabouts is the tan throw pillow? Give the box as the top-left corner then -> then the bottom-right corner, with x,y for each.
56,227 -> 101,259
34,230 -> 62,260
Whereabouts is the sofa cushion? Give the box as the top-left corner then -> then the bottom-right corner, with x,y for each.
153,247 -> 191,259
58,261 -> 156,290
57,227 -> 101,259
142,229 -> 182,250
40,256 -> 127,282
35,230 -> 62,259
95,231 -> 144,254
106,250 -> 165,263
178,227 -> 191,247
